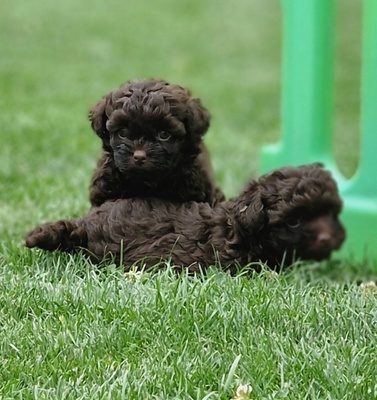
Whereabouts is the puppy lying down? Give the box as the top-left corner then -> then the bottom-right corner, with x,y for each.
25,164 -> 346,273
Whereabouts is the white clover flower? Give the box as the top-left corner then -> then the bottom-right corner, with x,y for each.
360,280 -> 377,290
231,383 -> 253,399
360,281 -> 377,297
124,266 -> 143,281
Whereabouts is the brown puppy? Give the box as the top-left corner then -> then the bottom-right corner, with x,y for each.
25,163 -> 346,273
89,78 -> 224,206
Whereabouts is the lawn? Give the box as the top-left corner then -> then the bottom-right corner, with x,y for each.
1,0 -> 376,398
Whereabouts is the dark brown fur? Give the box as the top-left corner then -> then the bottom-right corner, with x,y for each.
89,78 -> 224,206
25,164 -> 346,273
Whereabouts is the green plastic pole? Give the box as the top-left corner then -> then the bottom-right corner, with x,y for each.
343,0 -> 377,197
260,0 -> 377,262
339,0 -> 377,261
260,0 -> 339,174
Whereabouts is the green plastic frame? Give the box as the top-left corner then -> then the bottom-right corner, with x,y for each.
260,0 -> 377,262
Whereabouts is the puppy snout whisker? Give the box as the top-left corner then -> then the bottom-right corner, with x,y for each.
133,149 -> 147,165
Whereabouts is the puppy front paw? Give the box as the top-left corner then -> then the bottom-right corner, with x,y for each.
24,220 -> 78,252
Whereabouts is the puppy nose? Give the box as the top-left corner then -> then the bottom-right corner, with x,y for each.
133,150 -> 146,165
317,232 -> 332,245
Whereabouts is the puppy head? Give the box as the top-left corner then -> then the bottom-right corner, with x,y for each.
89,79 -> 211,177
235,163 -> 346,266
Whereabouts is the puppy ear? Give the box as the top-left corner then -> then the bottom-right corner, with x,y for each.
89,97 -> 111,147
232,184 -> 267,236
185,98 -> 211,140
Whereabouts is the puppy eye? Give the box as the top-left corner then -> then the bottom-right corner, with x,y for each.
117,130 -> 128,139
286,217 -> 301,228
156,131 -> 171,141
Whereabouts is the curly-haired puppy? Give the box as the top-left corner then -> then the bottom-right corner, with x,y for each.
25,163 -> 346,272
89,78 -> 224,206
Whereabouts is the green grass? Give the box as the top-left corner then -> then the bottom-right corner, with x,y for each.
1,0 -> 376,398
1,245 -> 377,399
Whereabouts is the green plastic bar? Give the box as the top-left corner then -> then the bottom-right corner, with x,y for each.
343,0 -> 377,197
260,0 -> 339,173
339,0 -> 377,261
260,0 -> 377,261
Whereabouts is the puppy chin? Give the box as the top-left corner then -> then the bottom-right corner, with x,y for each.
116,161 -> 156,176
114,149 -> 181,175
114,157 -> 173,180
298,246 -> 335,261
296,232 -> 346,261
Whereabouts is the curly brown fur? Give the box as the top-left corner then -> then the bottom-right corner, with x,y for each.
25,163 -> 346,273
89,78 -> 224,206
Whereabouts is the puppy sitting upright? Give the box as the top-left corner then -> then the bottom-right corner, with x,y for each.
25,163 -> 346,273
89,78 -> 224,206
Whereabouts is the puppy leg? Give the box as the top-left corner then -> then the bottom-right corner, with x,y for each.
24,219 -> 86,252
213,186 -> 226,204
89,153 -> 121,207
